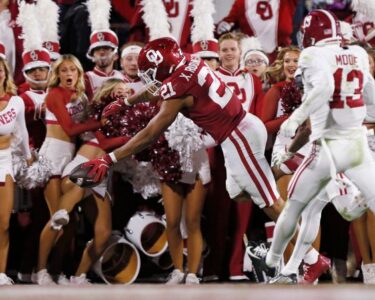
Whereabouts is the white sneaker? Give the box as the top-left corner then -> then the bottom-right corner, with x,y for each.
0,273 -> 14,285
51,209 -> 69,230
165,269 -> 185,285
185,273 -> 200,285
57,274 -> 71,285
36,269 -> 56,285
70,274 -> 91,285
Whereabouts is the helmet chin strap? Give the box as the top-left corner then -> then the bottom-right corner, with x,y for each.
92,51 -> 116,64
23,69 -> 51,87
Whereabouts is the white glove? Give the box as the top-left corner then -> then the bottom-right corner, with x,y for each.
280,118 -> 299,138
216,21 -> 234,35
272,151 -> 294,168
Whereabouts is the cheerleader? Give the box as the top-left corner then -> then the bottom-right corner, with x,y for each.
35,54 -> 101,285
0,56 -> 32,285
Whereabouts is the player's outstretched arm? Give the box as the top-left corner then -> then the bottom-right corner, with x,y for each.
78,98 -> 186,184
111,98 -> 185,160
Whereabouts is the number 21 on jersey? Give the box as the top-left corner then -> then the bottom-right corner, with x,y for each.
197,66 -> 232,108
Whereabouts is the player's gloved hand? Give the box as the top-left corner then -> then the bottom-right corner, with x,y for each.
280,118 -> 299,138
102,97 -> 131,119
272,151 -> 295,169
216,21 -> 234,35
83,154 -> 115,183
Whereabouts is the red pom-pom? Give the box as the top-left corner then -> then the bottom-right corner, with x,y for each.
102,102 -> 182,182
280,80 -> 302,115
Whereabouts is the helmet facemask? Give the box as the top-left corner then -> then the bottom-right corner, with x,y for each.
138,67 -> 162,96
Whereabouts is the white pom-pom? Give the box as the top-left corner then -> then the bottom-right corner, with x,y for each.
17,2 -> 43,52
191,0 -> 216,43
141,0 -> 171,40
12,150 -> 53,190
351,0 -> 375,19
36,0 -> 60,42
165,113 -> 204,173
113,158 -> 161,199
86,0 -> 112,31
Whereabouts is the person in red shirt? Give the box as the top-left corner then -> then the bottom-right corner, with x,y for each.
35,54 -> 102,285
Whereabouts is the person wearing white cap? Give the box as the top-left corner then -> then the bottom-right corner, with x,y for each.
120,42 -> 144,96
243,49 -> 269,80
84,0 -> 124,101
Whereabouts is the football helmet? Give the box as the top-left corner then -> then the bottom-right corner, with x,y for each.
300,9 -> 342,48
138,37 -> 185,95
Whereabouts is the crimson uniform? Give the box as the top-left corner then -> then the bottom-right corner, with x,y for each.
160,55 -> 278,206
219,0 -> 298,53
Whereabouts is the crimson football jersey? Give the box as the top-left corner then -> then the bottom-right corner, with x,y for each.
221,0 -> 298,53
160,56 -> 245,143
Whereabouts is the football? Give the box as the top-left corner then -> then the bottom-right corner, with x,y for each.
69,163 -> 98,188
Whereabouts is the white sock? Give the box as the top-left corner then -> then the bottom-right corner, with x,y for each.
303,248 -> 319,265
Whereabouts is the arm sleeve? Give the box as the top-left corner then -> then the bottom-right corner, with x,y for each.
260,84 -> 288,135
94,131 -> 130,152
46,90 -> 101,137
289,49 -> 334,125
84,73 -> 94,102
249,74 -> 264,116
15,97 -> 32,159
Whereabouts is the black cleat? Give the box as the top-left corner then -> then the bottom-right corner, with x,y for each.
246,241 -> 277,282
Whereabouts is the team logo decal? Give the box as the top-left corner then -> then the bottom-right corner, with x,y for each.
45,42 -> 53,51
97,32 -> 105,41
30,51 -> 38,61
200,40 -> 208,51
146,49 -> 163,65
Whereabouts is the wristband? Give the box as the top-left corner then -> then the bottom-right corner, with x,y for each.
109,152 -> 118,163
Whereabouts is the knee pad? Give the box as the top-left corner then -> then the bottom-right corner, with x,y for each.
331,193 -> 368,221
51,209 -> 69,231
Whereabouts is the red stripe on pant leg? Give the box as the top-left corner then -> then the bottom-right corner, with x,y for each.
288,143 -> 317,194
234,128 -> 278,201
228,134 -> 270,206
288,144 -> 317,199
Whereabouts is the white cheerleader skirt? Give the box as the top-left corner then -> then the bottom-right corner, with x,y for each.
38,137 -> 75,177
179,148 -> 211,185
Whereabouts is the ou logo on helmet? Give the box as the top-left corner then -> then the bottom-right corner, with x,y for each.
146,50 -> 163,65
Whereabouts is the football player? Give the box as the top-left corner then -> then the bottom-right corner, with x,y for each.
266,9 -> 375,284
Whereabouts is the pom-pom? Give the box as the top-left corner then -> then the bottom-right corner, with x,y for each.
12,150 -> 53,190
280,80 -> 302,115
114,159 -> 161,199
141,0 -> 171,40
191,0 -> 216,43
102,102 -> 183,182
36,0 -> 60,42
86,0 -> 112,31
164,113 -> 204,173
17,2 -> 43,52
